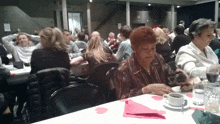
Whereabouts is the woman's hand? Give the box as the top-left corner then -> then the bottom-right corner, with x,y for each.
142,83 -> 173,96
175,68 -> 189,85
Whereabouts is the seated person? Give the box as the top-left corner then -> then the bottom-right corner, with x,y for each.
62,29 -> 81,58
153,27 -> 173,63
113,26 -> 188,99
1,33 -> 41,64
70,36 -> 118,70
171,25 -> 191,54
115,25 -> 133,61
175,18 -> 218,79
75,32 -> 88,52
30,27 -> 70,74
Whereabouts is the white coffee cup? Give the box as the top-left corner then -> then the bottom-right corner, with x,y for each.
163,93 -> 184,107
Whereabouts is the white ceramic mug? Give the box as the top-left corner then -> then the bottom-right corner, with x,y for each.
163,93 -> 184,107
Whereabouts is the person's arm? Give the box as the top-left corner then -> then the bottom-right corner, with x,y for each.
69,42 -> 82,58
1,34 -> 17,53
115,42 -> 126,61
70,56 -> 86,67
29,35 -> 41,43
176,52 -> 207,78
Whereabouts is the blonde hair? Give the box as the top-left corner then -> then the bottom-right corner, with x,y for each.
153,27 -> 167,44
86,36 -> 111,63
39,27 -> 68,52
17,33 -> 34,46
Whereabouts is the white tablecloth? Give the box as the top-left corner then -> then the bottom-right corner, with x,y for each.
70,62 -> 89,76
32,92 -> 213,124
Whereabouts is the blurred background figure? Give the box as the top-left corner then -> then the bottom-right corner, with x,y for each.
171,25 -> 191,54
75,32 -> 88,53
115,25 -> 133,62
31,27 -> 70,74
179,20 -> 185,28
70,36 -> 117,70
153,27 -> 172,63
62,29 -> 81,59
162,28 -> 172,46
1,32 -> 40,64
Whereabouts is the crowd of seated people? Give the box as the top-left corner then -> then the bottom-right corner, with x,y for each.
2,18 -> 220,123
70,32 -> 118,70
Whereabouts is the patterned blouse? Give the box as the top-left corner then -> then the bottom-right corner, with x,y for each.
113,53 -> 177,99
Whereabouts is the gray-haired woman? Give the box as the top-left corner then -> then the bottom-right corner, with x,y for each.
176,18 -> 218,78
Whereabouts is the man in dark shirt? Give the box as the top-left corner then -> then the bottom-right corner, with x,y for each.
171,25 -> 191,54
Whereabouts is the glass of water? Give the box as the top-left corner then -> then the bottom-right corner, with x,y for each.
193,80 -> 206,106
204,84 -> 220,113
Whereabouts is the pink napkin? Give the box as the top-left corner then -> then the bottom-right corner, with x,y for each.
151,96 -> 163,101
123,99 -> 166,119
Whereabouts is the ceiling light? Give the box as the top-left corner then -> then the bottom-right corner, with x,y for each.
177,6 -> 180,8
148,4 -> 151,6
90,0 -> 92,2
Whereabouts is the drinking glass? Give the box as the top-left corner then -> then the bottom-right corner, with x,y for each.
193,80 -> 205,106
204,85 -> 220,113
206,65 -> 219,83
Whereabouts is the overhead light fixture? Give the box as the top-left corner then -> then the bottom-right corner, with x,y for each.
148,4 -> 151,6
177,6 -> 180,8
90,0 -> 92,2
219,1 -> 220,3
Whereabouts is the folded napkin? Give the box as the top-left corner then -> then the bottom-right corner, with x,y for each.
123,99 -> 166,119
192,109 -> 220,124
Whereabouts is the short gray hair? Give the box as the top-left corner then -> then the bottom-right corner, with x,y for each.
189,18 -> 216,40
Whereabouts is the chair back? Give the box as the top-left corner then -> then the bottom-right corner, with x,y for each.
48,83 -> 106,116
24,67 -> 70,123
86,62 -> 119,102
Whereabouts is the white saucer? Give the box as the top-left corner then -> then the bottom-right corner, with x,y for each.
172,86 -> 181,93
163,100 -> 190,110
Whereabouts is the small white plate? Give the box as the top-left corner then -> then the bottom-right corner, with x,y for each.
163,100 -> 190,110
172,86 -> 181,93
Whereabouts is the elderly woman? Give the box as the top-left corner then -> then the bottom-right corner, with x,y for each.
70,35 -> 117,70
1,33 -> 41,64
30,27 -> 70,74
113,26 -> 188,99
175,18 -> 218,79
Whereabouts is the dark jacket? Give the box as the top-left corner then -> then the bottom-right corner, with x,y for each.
171,34 -> 191,54
25,68 -> 70,123
31,48 -> 70,74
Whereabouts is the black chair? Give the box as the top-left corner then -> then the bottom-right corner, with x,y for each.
0,44 -> 9,65
23,67 -> 70,123
48,83 -> 106,116
86,62 -> 119,102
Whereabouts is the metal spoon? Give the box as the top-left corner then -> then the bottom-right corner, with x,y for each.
182,100 -> 187,114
